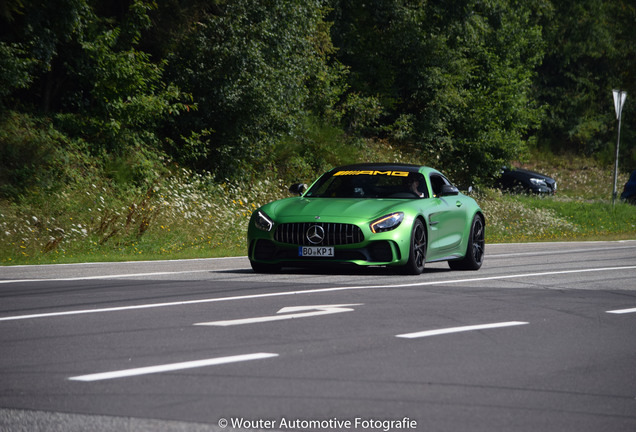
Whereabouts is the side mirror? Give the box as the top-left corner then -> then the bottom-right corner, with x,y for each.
440,184 -> 459,196
289,183 -> 307,195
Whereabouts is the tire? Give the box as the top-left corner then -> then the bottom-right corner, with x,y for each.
400,218 -> 427,275
449,214 -> 485,271
250,261 -> 281,273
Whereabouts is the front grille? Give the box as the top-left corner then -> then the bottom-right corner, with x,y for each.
275,223 -> 364,246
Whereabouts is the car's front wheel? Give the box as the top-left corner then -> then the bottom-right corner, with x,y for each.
400,218 -> 427,275
449,214 -> 485,270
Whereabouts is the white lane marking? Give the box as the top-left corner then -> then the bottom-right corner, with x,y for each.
396,321 -> 529,339
68,352 -> 278,382
607,307 -> 636,314
0,270 -> 213,284
2,265 -> 635,322
3,256 -> 244,269
195,304 -> 363,326
487,245 -> 636,258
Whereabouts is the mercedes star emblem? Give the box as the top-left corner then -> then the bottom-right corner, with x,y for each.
306,225 -> 325,244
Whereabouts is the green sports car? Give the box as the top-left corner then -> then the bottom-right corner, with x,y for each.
247,163 -> 485,274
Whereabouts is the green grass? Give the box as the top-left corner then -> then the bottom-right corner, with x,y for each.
482,193 -> 636,243
0,168 -> 281,265
1,148 -> 634,265
480,152 -> 635,243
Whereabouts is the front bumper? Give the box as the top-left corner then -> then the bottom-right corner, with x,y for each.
248,238 -> 403,267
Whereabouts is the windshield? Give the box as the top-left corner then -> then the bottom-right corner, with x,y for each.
305,169 -> 428,199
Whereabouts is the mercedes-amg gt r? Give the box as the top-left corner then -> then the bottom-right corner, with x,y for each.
247,163 -> 484,274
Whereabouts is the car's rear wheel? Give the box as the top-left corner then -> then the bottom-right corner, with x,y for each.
449,214 -> 485,270
400,218 -> 427,275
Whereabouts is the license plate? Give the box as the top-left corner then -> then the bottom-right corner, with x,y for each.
298,246 -> 334,257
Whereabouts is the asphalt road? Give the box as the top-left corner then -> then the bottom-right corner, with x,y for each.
1,240 -> 635,432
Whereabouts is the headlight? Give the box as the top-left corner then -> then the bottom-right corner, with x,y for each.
370,212 -> 404,233
254,210 -> 274,232
529,178 -> 547,188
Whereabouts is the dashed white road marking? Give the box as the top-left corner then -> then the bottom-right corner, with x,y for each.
396,321 -> 529,339
68,352 -> 278,382
607,307 -> 636,314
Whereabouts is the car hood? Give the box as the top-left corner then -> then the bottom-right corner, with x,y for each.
262,197 -> 411,222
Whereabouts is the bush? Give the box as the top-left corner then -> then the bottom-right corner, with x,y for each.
0,112 -> 95,199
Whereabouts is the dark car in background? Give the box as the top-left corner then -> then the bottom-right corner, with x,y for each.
498,167 -> 557,195
621,170 -> 636,204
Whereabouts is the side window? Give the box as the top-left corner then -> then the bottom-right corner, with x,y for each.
429,174 -> 450,197
404,173 -> 428,198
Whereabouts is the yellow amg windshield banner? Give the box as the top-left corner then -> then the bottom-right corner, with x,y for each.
333,170 -> 410,177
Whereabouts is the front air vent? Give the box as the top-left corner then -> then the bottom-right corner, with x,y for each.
274,223 -> 364,246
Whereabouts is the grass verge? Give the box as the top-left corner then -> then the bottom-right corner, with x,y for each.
1,151 -> 634,265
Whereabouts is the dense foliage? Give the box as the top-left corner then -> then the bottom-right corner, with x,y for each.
331,0 -> 547,184
1,0 -> 635,194
536,0 -> 635,164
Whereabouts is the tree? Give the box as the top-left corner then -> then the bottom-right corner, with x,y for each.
165,0 -> 346,179
536,0 -> 635,168
330,0 -> 548,185
0,0 -> 88,111
1,0 -> 191,186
